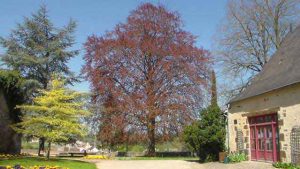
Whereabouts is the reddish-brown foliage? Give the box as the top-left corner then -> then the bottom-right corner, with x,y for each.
96,94 -> 127,149
83,3 -> 210,156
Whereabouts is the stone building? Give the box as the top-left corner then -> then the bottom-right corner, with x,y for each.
228,26 -> 300,163
0,88 -> 22,154
0,71 -> 24,154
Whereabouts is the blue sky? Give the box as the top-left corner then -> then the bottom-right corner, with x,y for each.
0,0 -> 227,92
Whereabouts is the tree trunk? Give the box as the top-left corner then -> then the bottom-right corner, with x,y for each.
39,83 -> 48,157
38,137 -> 45,156
147,118 -> 156,157
46,141 -> 51,160
125,138 -> 129,155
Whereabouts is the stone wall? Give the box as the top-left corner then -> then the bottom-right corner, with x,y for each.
228,82 -> 300,162
227,111 -> 249,155
0,89 -> 21,154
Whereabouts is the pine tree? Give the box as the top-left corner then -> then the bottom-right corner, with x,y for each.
13,78 -> 89,159
0,5 -> 79,155
0,5 -> 78,88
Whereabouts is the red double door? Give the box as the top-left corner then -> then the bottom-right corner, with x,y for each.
249,114 -> 279,162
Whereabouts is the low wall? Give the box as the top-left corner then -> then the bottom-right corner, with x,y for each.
117,151 -> 193,157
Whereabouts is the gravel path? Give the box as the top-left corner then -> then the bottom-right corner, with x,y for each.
96,160 -> 275,169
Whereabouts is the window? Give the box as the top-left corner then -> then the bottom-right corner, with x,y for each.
249,114 -> 277,125
236,129 -> 244,152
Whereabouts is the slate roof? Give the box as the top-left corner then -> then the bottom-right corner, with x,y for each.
230,26 -> 300,103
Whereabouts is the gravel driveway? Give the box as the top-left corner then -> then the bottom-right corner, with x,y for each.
96,160 -> 275,169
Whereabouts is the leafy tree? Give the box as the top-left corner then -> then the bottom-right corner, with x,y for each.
217,0 -> 300,97
0,5 -> 79,155
83,3 -> 210,156
183,70 -> 226,162
13,78 -> 89,159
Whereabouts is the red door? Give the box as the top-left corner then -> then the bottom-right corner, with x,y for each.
249,114 -> 279,162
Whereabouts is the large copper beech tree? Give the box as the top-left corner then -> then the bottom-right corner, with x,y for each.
83,3 -> 210,156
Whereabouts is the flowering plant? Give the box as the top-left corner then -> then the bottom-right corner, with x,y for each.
0,153 -> 31,159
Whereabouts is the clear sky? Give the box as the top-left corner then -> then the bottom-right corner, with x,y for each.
0,0 -> 227,92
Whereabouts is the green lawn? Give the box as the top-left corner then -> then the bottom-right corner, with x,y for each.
116,156 -> 199,160
0,157 -> 97,169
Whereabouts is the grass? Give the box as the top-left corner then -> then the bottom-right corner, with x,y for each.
115,156 -> 199,161
0,157 -> 97,169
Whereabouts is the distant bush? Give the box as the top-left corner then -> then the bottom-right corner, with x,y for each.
155,152 -> 192,157
117,144 -> 145,152
21,141 -> 39,150
156,138 -> 188,152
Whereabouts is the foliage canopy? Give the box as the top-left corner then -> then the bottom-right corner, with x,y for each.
183,104 -> 226,162
13,78 -> 89,159
0,70 -> 26,122
83,3 -> 210,156
0,5 -> 78,90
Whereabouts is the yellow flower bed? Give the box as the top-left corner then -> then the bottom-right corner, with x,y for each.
0,153 -> 31,159
0,165 -> 69,169
83,155 -> 108,160
0,154 -> 13,158
29,165 -> 69,169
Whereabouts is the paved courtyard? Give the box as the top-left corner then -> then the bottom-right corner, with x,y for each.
96,160 -> 275,169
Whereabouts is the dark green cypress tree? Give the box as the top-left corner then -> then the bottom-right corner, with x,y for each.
184,69 -> 226,162
211,70 -> 217,106
0,5 -> 79,155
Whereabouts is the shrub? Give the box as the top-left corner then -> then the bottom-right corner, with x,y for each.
227,152 -> 247,163
183,104 -> 226,162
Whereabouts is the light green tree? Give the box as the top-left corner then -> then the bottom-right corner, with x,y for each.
13,78 -> 89,159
